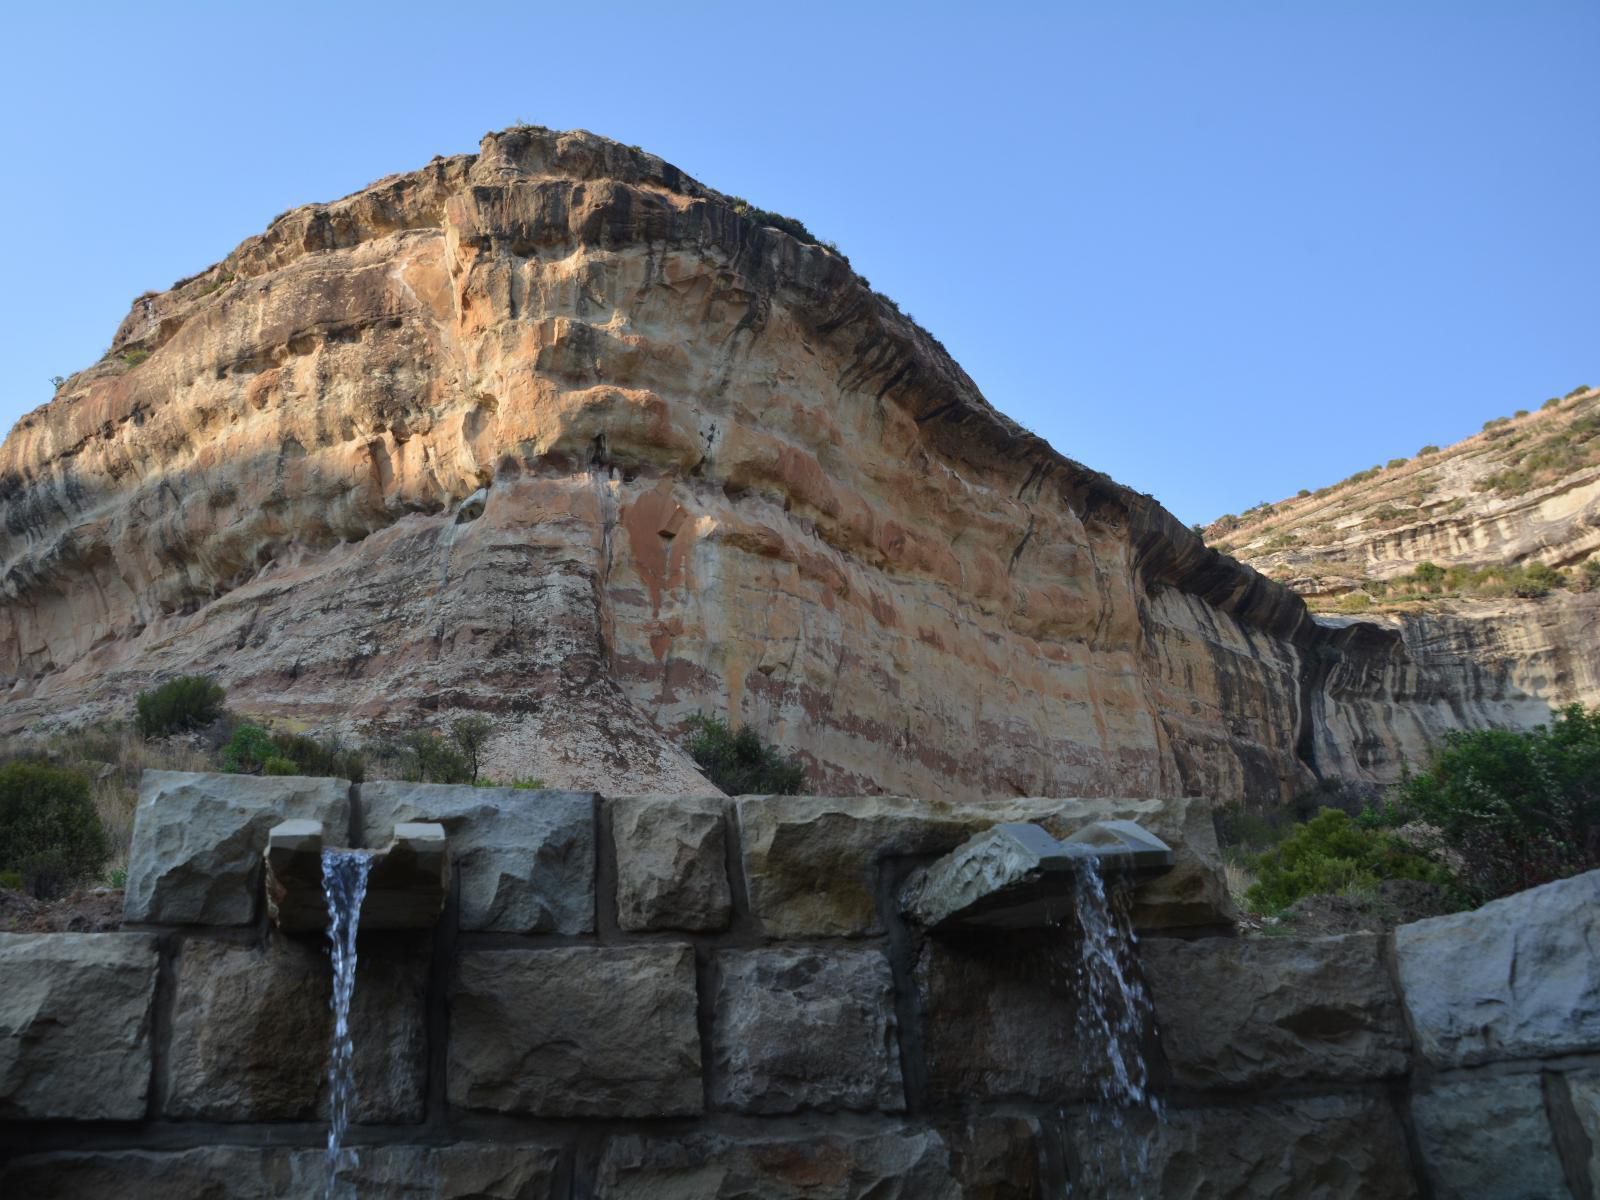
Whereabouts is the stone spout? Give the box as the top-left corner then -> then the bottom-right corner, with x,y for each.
899,820 -> 1174,934
264,820 -> 450,933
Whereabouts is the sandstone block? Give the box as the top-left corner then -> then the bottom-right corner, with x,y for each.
359,781 -> 594,933
1564,1069 -> 1600,1196
612,795 -> 731,931
449,944 -> 701,1117
1410,1074 -> 1570,1200
0,1144 -> 563,1199
712,946 -> 903,1113
124,770 -> 350,925
1394,868 -> 1600,1067
1064,1092 -> 1419,1199
1141,932 -> 1409,1089
164,935 -> 427,1122
913,935 -> 1088,1103
737,794 -> 1229,939
595,1120 -> 1039,1198
0,932 -> 158,1119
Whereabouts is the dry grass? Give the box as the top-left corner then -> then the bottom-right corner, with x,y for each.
1224,858 -> 1260,912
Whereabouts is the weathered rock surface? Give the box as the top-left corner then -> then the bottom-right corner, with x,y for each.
1064,1093 -> 1419,1199
164,935 -> 427,1122
611,795 -> 730,931
1394,869 -> 1600,1067
359,781 -> 594,933
1,125 -> 1561,807
1410,1074 -> 1572,1200
0,1143 -> 563,1199
124,771 -> 349,926
712,947 -> 903,1113
738,793 -> 1229,937
595,1120 -> 1039,1198
1141,933 -> 1409,1089
0,932 -> 158,1119
1564,1068 -> 1600,1196
448,944 -> 701,1117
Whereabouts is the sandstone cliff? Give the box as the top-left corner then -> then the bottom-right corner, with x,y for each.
0,127 -> 1572,798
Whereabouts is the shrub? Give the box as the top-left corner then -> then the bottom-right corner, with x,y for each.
1543,397 -> 1562,410
1393,705 -> 1600,903
724,196 -> 825,249
222,723 -> 364,781
1335,592 -> 1373,613
1417,444 -> 1441,456
1411,561 -> 1445,587
397,731 -> 473,784
0,869 -> 22,891
1578,558 -> 1600,593
1296,488 -> 1311,498
121,348 -> 150,368
1386,457 -> 1409,469
135,676 -> 227,738
1514,409 -> 1529,418
1482,417 -> 1509,431
222,724 -> 277,773
1244,809 -> 1450,914
1567,385 -> 1591,398
683,714 -> 806,795
262,756 -> 298,776
450,716 -> 493,783
0,761 -> 110,899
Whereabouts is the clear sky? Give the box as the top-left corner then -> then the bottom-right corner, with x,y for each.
1,1 -> 1593,524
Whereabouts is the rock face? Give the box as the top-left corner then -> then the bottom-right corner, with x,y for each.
610,794 -> 731,931
1410,1075 -> 1573,1200
0,933 -> 158,1120
0,125 -> 1571,803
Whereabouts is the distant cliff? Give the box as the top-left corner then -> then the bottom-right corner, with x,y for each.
0,127 -> 1579,800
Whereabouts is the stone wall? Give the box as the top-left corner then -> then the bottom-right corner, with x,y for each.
2,773 -> 1597,1197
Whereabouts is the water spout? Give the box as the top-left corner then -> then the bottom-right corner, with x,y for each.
321,848 -> 374,1199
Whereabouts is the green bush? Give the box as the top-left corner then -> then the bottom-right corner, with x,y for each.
135,675 -> 227,738
0,869 -> 23,891
683,714 -> 806,796
0,761 -> 110,899
221,723 -> 364,781
222,724 -> 276,773
1386,457 -> 1409,469
1245,809 -> 1450,913
262,756 -> 298,776
1393,704 -> 1600,903
1417,444 -> 1441,456
400,732 -> 473,784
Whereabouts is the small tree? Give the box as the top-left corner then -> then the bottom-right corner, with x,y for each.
135,676 -> 226,738
683,714 -> 806,795
451,716 -> 494,783
0,762 -> 110,899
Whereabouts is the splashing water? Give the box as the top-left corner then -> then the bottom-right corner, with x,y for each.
321,849 -> 374,1200
1067,856 -> 1163,1197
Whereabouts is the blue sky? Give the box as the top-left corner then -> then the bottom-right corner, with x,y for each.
1,1 -> 1593,524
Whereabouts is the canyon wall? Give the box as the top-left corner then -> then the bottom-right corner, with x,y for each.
0,127 -> 1576,800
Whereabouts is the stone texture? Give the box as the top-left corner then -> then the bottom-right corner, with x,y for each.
360,781 -> 594,933
1564,1069 -> 1600,1196
5,127 -> 1573,812
0,932 -> 158,1119
164,935 -> 427,1122
124,770 -> 349,926
1394,869 -> 1600,1067
448,944 -> 701,1117
913,935 -> 1088,1103
1141,932 -> 1410,1089
1411,1074 -> 1570,1200
712,947 -> 903,1114
738,793 -> 1229,938
612,795 -> 731,931
595,1120 -> 1040,1199
0,1144 -> 563,1199
1063,1092 -> 1419,1199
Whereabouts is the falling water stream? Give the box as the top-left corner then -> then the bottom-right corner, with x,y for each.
1066,857 -> 1163,1197
321,849 -> 375,1200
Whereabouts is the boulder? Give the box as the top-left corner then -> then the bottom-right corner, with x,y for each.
1141,933 -> 1409,1089
124,771 -> 349,925
359,782 -> 594,933
0,932 -> 158,1119
1394,868 -> 1600,1067
448,944 -> 701,1117
736,794 -> 1230,939
594,1120 -> 1040,1198
711,946 -> 904,1113
1410,1074 -> 1570,1200
0,1143 -> 563,1199
611,795 -> 731,931
164,935 -> 427,1122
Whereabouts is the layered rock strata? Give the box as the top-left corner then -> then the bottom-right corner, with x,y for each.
0,126 -> 1566,799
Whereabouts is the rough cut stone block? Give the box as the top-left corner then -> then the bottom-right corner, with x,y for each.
1395,868 -> 1600,1067
0,1144 -> 563,1199
0,933 -> 158,1120
360,781 -> 594,933
737,794 -> 1229,938
1565,1069 -> 1600,1197
914,935 -> 1088,1103
449,944 -> 701,1117
164,936 -> 427,1122
1064,1093 -> 1419,1199
124,771 -> 350,925
1411,1074 -> 1569,1200
1141,932 -> 1409,1089
612,795 -> 731,931
712,947 -> 903,1113
595,1120 -> 1039,1198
